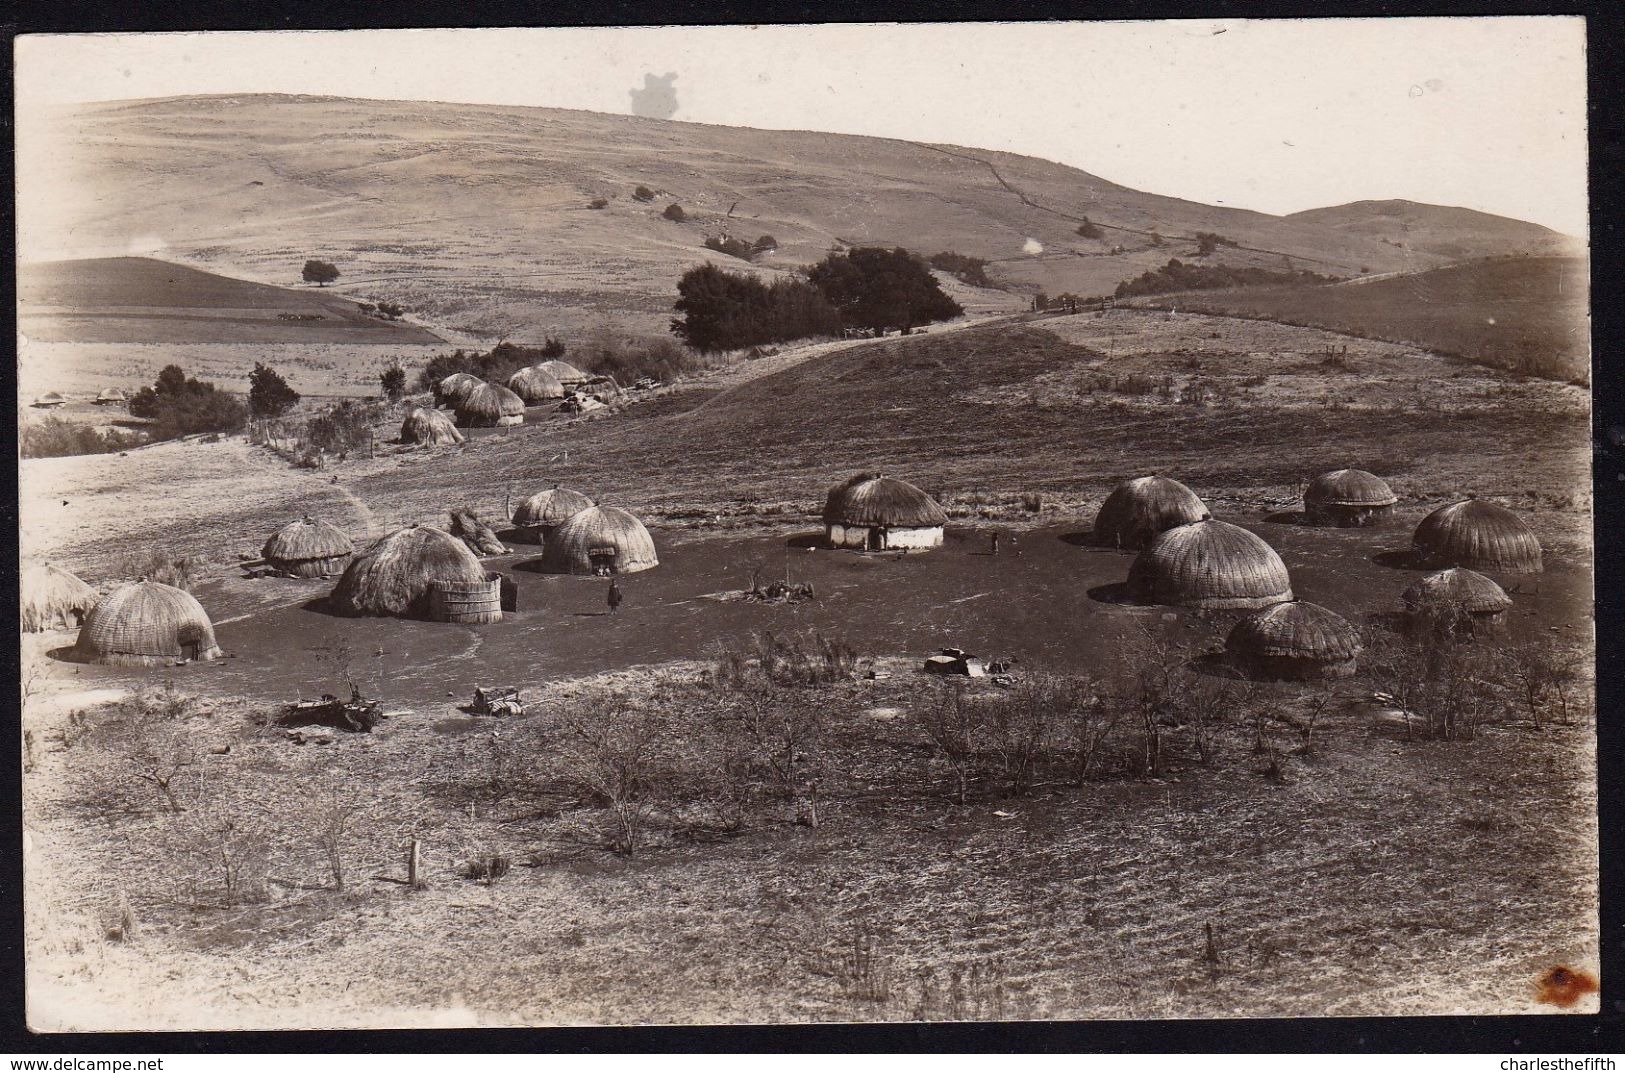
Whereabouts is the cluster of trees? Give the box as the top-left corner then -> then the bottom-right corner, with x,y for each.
928,251 -> 993,288
1114,258 -> 1340,299
415,339 -> 568,393
1194,231 -> 1240,257
20,418 -> 145,460
673,246 -> 963,352
129,365 -> 249,441
356,300 -> 406,320
704,234 -> 778,262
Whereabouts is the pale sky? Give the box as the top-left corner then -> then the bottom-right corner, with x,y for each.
14,18 -> 1589,236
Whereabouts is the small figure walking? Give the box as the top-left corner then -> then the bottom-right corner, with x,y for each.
607,578 -> 624,614
990,530 -> 1000,556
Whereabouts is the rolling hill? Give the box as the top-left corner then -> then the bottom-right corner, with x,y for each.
18,256 -> 443,345
19,93 -> 1581,342
1121,255 -> 1590,382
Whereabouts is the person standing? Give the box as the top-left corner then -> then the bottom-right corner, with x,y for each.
607,578 -> 624,614
990,530 -> 1000,555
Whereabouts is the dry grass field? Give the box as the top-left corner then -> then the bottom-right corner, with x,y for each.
19,299 -> 1596,1028
20,95 -> 1579,339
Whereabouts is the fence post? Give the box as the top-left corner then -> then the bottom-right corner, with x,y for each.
408,839 -> 425,890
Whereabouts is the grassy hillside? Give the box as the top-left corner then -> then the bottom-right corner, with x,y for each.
1123,256 -> 1590,382
18,256 -> 443,345
22,94 -> 1579,341
1287,200 -> 1572,262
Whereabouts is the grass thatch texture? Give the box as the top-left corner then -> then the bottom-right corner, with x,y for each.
540,506 -> 659,575
1304,469 -> 1398,509
1130,519 -> 1293,610
261,518 -> 355,574
1092,475 -> 1209,549
1226,600 -> 1362,675
73,580 -> 222,666
401,406 -> 464,446
1412,499 -> 1544,574
329,524 -> 488,618
454,382 -> 525,428
823,473 -> 948,529
508,365 -> 566,403
509,487 -> 594,540
1401,568 -> 1514,615
539,359 -> 592,385
435,372 -> 482,407
21,563 -> 98,632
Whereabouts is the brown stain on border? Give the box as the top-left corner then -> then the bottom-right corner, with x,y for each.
1535,965 -> 1599,1008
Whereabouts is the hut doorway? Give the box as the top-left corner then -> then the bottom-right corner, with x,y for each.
867,526 -> 886,552
589,546 -> 619,575
177,624 -> 205,661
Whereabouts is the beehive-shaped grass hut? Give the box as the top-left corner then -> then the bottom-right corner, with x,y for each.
823,472 -> 948,552
508,365 -> 567,404
540,506 -> 659,575
95,387 -> 127,405
401,406 -> 465,446
21,563 -> 98,632
73,580 -> 222,666
1411,497 -> 1543,573
1226,600 -> 1361,680
1093,475 -> 1209,549
261,517 -> 355,578
330,524 -> 492,619
436,372 -> 482,407
508,487 -> 594,544
455,382 -> 525,428
1129,518 -> 1293,610
1401,567 -> 1514,639
539,359 -> 592,387
1303,469 -> 1398,528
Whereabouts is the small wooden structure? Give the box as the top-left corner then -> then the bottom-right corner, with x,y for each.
427,573 -> 504,623
472,686 -> 524,717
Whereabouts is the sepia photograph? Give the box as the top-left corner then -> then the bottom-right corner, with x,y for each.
12,16 -> 1597,1033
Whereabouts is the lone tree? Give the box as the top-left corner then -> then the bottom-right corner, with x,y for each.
302,259 -> 341,286
248,362 -> 301,418
379,365 -> 407,402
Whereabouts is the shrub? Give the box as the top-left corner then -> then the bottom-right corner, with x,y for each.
20,417 -> 145,459
1115,259 -> 1340,299
588,197 -> 609,210
541,336 -> 567,358
1193,231 -> 1237,256
705,235 -> 759,261
663,203 -> 687,222
248,362 -> 300,418
929,251 -> 993,288
572,331 -> 703,385
128,364 -> 248,441
380,365 -> 407,402
633,185 -> 656,202
115,548 -> 196,590
671,264 -> 841,353
1076,217 -> 1104,240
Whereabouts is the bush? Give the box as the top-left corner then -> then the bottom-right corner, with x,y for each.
248,362 -> 300,418
115,548 -> 195,590
541,336 -> 567,358
671,264 -> 841,353
379,365 -> 407,402
128,364 -> 248,441
589,197 -> 609,210
1193,231 -> 1237,257
663,203 -> 687,222
929,251 -> 993,288
633,185 -> 656,202
20,417 -> 145,459
1115,258 -> 1340,299
704,235 -> 759,261
1076,217 -> 1104,240
573,331 -> 703,385
805,246 -> 963,332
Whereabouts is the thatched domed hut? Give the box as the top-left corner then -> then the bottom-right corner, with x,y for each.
823,472 -> 948,552
1093,475 -> 1209,549
1303,469 -> 1398,527
73,580 -> 222,666
1226,601 -> 1361,680
540,506 -> 659,575
539,360 -> 592,387
95,387 -> 127,405
508,487 -> 594,544
330,524 -> 490,619
401,406 -> 465,446
508,365 -> 567,404
455,382 -> 525,428
436,372 -> 483,407
21,563 -> 98,632
33,392 -> 66,409
1401,567 -> 1514,639
261,517 -> 355,578
1411,498 -> 1543,573
1129,518 -> 1293,610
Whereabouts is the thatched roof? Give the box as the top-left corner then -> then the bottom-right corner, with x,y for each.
1226,601 -> 1361,662
97,387 -> 128,402
539,359 -> 592,385
1129,519 -> 1294,610
21,563 -> 98,632
823,472 -> 948,529
329,524 -> 489,618
540,506 -> 659,574
508,365 -> 567,403
1401,568 -> 1513,614
34,392 -> 65,406
455,382 -> 526,427
1411,498 -> 1543,573
437,372 -> 483,405
73,580 -> 222,666
449,509 -> 509,556
511,487 -> 594,529
261,517 -> 355,565
1093,475 -> 1208,549
1304,469 -> 1398,509
401,406 -> 465,446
